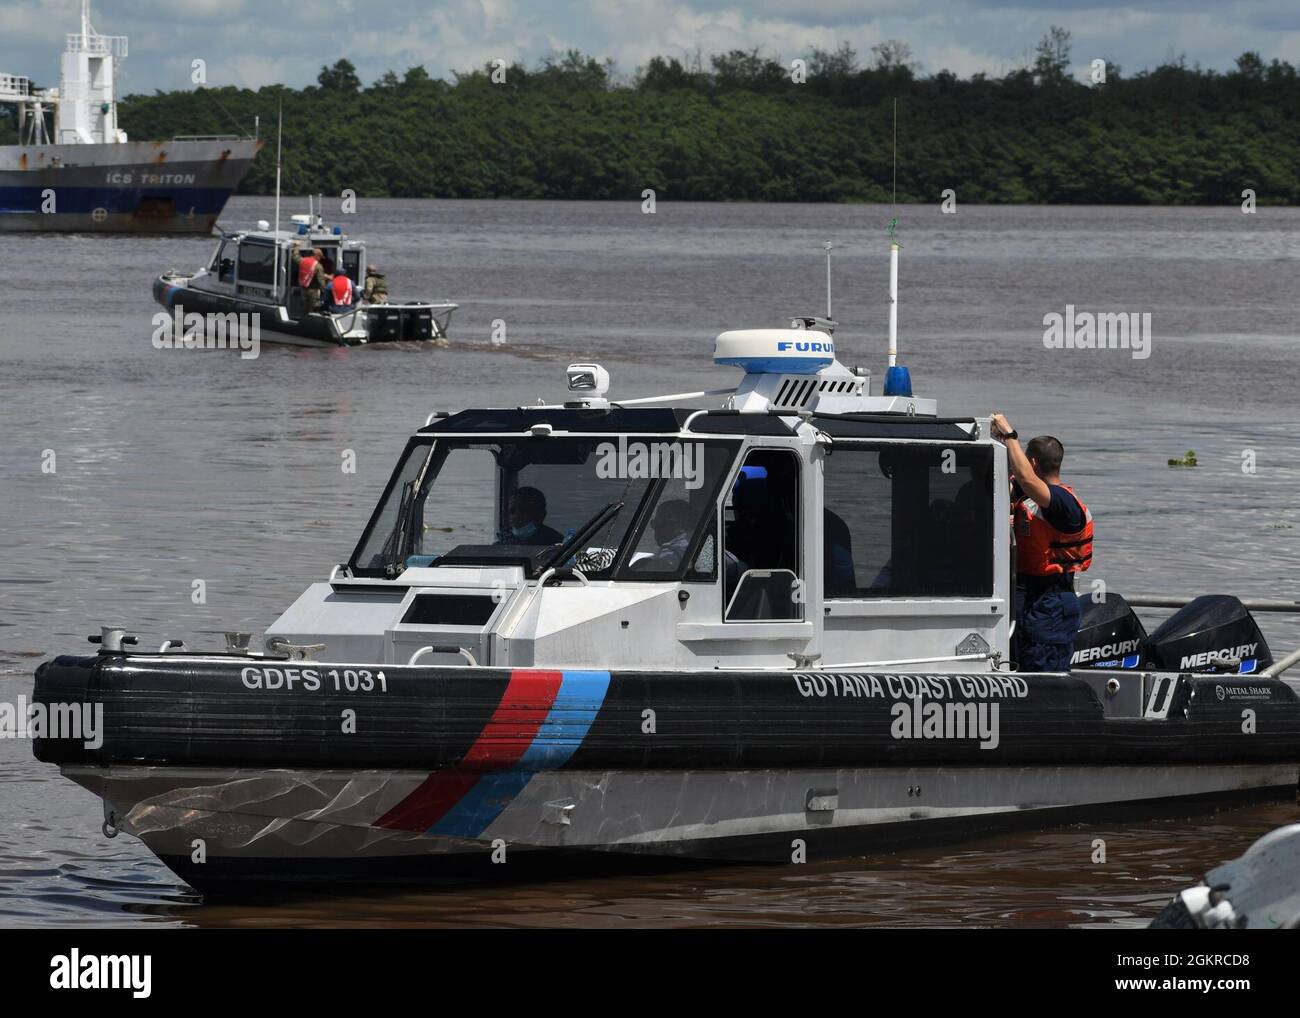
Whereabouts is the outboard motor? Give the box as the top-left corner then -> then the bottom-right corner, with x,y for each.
1070,593 -> 1146,669
1144,594 -> 1272,675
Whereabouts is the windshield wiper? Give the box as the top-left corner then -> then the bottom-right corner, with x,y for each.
538,500 -> 625,574
377,479 -> 418,577
379,446 -> 438,578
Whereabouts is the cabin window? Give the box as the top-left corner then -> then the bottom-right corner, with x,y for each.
348,437 -> 735,579
236,242 -> 276,287
342,249 -> 361,284
213,240 -> 236,284
620,444 -> 734,581
723,449 -> 802,621
822,444 -> 994,598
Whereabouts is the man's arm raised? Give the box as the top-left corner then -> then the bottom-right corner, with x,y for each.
990,413 -> 1052,507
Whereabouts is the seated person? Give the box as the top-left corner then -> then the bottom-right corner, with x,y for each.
497,487 -> 564,546
824,508 -> 856,596
920,485 -> 986,594
634,500 -> 745,578
726,470 -> 792,572
634,499 -> 695,569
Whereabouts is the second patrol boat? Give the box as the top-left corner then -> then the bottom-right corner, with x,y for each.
153,209 -> 459,347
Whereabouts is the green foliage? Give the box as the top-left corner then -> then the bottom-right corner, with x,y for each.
317,59 -> 361,92
94,44 -> 1300,203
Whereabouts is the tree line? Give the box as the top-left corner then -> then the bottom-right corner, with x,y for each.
5,29 -> 1298,204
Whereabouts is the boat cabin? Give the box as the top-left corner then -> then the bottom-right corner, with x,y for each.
266,322 -> 1012,671
200,213 -> 367,311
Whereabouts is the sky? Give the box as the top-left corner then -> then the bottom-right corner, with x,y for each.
1,0 -> 1297,94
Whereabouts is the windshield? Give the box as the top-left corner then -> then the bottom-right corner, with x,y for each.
349,437 -> 735,578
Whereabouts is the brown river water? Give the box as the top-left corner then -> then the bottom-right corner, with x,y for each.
0,199 -> 1297,927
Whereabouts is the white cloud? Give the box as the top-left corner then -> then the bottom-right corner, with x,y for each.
2,0 -> 1297,94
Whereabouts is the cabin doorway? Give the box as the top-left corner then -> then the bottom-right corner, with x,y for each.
723,448 -> 802,621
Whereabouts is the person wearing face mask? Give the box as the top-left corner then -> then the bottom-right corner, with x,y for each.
498,487 -> 564,546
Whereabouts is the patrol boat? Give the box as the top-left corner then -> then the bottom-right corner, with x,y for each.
31,320 -> 1300,893
0,2 -> 259,233
152,210 -> 458,347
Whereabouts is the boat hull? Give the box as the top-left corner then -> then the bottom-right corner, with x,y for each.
64,762 -> 1299,893
33,654 -> 1300,892
0,138 -> 261,234
153,274 -> 455,347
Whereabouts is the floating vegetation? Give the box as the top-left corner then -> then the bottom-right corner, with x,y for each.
1168,450 -> 1198,467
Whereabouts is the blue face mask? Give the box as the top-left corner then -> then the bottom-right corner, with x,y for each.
511,521 -> 539,540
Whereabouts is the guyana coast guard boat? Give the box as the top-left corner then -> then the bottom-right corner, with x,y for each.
31,308 -> 1300,893
153,209 -> 458,347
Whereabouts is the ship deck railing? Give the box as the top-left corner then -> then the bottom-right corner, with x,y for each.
0,74 -> 33,103
67,33 -> 128,58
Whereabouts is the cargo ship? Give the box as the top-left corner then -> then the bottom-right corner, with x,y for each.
0,2 -> 260,233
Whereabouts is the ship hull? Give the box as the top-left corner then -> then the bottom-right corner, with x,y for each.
33,654 -> 1300,894
0,138 -> 260,233
63,762 -> 1299,894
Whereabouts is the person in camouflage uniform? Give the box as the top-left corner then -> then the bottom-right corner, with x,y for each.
363,264 -> 388,304
291,242 -> 328,316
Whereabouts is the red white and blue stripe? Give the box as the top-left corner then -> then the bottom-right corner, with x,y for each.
376,669 -> 610,838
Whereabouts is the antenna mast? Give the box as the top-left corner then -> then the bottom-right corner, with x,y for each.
888,97 -> 898,369
882,98 -> 912,397
272,102 -> 283,302
824,241 -> 833,319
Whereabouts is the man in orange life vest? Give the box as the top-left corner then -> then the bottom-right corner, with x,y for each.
291,243 -> 327,315
325,270 -> 356,312
991,414 -> 1094,672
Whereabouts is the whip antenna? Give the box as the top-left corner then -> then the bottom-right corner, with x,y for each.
883,98 -> 912,397
824,240 -> 833,319
272,101 -> 283,302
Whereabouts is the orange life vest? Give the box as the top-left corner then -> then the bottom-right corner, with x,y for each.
330,274 -> 354,306
297,255 -> 318,288
1014,484 -> 1093,577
